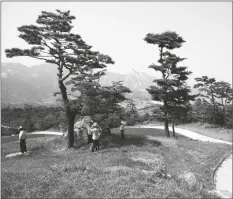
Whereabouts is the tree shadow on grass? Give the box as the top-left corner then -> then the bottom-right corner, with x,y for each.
109,134 -> 162,148
100,128 -> 166,150
73,133 -> 162,151
73,127 -> 167,151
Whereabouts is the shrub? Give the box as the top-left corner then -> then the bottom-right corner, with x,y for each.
125,117 -> 136,126
1,126 -> 19,136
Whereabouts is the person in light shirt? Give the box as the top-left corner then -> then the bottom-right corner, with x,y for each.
87,120 -> 94,144
89,123 -> 102,152
120,117 -> 127,140
18,126 -> 27,154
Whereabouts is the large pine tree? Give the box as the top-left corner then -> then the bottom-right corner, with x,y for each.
144,31 -> 190,137
5,10 -> 114,148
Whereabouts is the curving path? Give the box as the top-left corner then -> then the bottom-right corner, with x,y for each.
214,154 -> 232,198
134,125 -> 232,145
31,131 -> 63,136
131,125 -> 232,198
1,131 -> 63,144
2,131 -> 63,158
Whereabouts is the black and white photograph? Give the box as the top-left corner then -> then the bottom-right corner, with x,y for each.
1,1 -> 232,198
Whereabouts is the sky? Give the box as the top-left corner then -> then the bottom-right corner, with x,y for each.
1,2 -> 232,83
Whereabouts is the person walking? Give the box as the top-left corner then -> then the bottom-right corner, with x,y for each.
120,117 -> 127,140
18,126 -> 27,154
90,123 -> 101,152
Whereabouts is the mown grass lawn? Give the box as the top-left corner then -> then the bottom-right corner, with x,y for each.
1,128 -> 231,198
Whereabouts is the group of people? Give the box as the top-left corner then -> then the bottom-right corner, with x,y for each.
85,117 -> 127,152
17,117 -> 127,154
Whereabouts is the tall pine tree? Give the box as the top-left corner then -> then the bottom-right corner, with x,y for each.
164,52 -> 196,136
144,31 -> 187,137
5,10 -> 114,148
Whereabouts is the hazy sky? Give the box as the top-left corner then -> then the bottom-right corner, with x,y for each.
1,2 -> 232,83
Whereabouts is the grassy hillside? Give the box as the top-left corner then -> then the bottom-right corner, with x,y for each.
2,127 -> 231,198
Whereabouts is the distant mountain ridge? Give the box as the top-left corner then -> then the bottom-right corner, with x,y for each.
1,63 -> 155,107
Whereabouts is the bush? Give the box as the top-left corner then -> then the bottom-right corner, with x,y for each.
125,117 -> 136,126
1,105 -> 64,133
107,115 -> 121,128
1,126 -> 19,136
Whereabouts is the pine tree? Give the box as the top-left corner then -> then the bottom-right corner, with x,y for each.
144,31 -> 186,137
168,84 -> 196,137
163,54 -> 196,136
100,81 -> 131,117
212,81 -> 232,125
77,80 -> 131,129
5,10 -> 114,148
194,76 -> 218,124
125,100 -> 138,118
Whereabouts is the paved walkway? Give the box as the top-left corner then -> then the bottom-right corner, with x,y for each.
31,131 -> 63,136
133,125 -> 232,198
214,154 -> 232,198
136,125 -> 232,145
5,151 -> 31,158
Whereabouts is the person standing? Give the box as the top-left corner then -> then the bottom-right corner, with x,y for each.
87,120 -> 94,145
90,123 -> 101,152
18,126 -> 27,154
120,117 -> 127,140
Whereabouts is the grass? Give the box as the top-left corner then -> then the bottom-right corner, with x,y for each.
2,127 -> 231,198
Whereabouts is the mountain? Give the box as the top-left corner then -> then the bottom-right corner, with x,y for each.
1,63 -> 155,107
1,63 -> 58,107
100,69 -> 155,100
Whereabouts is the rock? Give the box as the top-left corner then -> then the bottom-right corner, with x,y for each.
178,172 -> 196,188
63,116 -> 92,140
166,173 -> 172,179
153,171 -> 172,179
63,116 -> 112,141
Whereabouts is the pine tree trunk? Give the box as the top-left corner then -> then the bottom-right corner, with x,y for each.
58,80 -> 75,148
160,46 -> 170,138
172,120 -> 176,137
67,114 -> 75,148
211,93 -> 216,125
164,100 -> 170,137
164,118 -> 170,137
222,98 -> 226,125
213,107 -> 216,124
